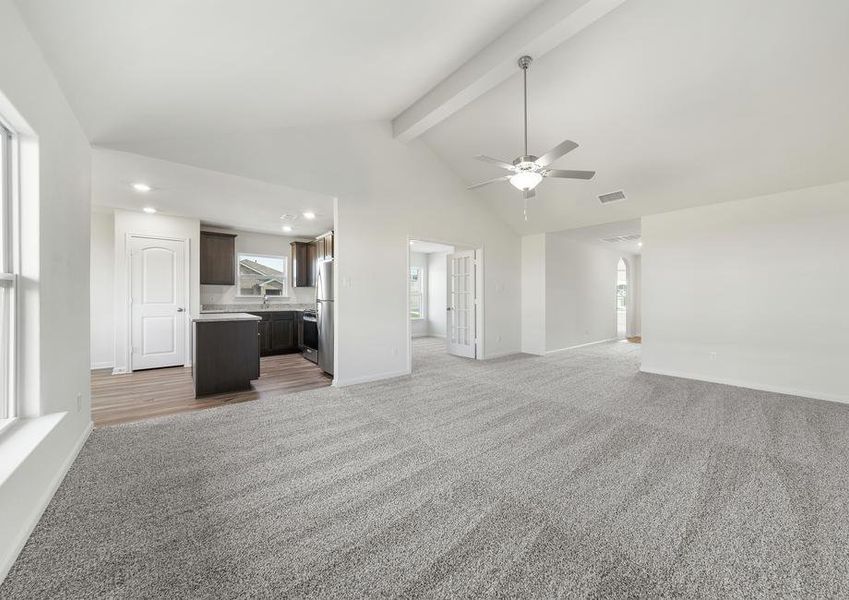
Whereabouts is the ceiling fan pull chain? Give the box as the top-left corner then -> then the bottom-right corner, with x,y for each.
523,196 -> 528,222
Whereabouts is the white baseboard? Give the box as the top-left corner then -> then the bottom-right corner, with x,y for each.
639,366 -> 848,405
90,362 -> 113,370
0,420 -> 92,584
484,350 -> 520,359
545,338 -> 619,355
333,369 -> 411,387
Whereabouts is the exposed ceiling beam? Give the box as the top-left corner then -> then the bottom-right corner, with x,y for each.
392,0 -> 627,142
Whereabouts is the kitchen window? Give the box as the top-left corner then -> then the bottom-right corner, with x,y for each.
0,121 -> 16,425
237,253 -> 288,298
410,267 -> 424,320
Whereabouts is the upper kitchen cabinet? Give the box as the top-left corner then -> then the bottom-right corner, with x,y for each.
290,241 -> 316,288
316,231 -> 334,262
200,231 -> 237,285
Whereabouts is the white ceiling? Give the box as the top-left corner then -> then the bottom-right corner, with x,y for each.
92,149 -> 334,236
14,0 -> 544,144
409,240 -> 455,255
422,0 -> 849,234
17,0 -> 849,238
551,219 -> 641,255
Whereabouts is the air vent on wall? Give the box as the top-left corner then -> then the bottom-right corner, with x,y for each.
598,190 -> 626,204
601,234 -> 641,244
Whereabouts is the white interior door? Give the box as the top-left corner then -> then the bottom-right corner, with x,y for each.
447,250 -> 476,358
130,236 -> 186,370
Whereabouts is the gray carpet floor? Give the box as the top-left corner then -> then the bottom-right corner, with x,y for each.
2,338 -> 849,599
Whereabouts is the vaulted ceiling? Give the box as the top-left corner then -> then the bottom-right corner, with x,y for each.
15,0 -> 849,235
14,0 -> 544,144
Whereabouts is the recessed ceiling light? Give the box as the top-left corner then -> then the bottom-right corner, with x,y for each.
409,241 -> 415,245
302,211 -> 316,220
132,183 -> 152,192
638,241 -> 643,247
282,225 -> 293,233
143,207 -> 157,214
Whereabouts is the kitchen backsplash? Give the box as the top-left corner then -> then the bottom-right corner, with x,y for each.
200,283 -> 316,307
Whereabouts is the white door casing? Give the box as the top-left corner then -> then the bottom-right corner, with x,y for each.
447,250 -> 476,358
129,236 -> 186,370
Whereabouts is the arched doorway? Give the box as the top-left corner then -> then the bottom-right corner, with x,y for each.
617,258 -> 628,338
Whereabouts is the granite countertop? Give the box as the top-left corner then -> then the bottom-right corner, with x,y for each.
192,312 -> 262,322
201,303 -> 315,314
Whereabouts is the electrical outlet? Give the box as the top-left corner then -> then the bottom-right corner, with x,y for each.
76,392 -> 82,412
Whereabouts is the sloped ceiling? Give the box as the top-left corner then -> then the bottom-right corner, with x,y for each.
422,0 -> 849,233
14,0 -> 849,236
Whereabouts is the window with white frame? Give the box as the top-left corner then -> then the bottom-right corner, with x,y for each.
237,253 -> 288,297
0,121 -> 16,424
410,266 -> 424,320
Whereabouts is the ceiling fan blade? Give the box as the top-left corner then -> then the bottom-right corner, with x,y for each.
474,155 -> 515,171
545,169 -> 596,180
535,140 -> 579,168
467,175 -> 510,190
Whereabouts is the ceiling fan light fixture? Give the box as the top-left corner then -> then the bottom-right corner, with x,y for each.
509,171 -> 543,191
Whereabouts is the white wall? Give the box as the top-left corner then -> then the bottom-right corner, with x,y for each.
90,210 -> 115,368
629,254 -> 642,337
426,252 -> 449,337
410,251 -> 428,338
521,234 -> 547,355
545,235 -> 626,352
521,232 -> 639,354
199,227 -> 316,307
112,210 -> 200,373
114,122 -> 523,384
0,0 -> 92,581
641,180 -> 849,403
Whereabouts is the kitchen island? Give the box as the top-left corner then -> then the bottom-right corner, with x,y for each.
192,313 -> 261,397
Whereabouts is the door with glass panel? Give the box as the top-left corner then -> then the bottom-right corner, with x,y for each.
447,250 -> 476,358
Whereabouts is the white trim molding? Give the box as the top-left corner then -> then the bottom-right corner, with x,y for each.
545,338 -> 619,355
0,416 -> 92,583
639,367 -> 849,405
333,369 -> 411,388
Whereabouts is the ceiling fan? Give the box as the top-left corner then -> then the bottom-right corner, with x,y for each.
468,55 -> 596,220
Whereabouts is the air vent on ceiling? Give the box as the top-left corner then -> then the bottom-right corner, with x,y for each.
598,190 -> 626,204
601,234 -> 641,244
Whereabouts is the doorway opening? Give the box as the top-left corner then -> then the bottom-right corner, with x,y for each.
617,257 -> 628,339
407,238 -> 481,372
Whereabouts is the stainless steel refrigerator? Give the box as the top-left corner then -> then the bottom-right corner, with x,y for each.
316,260 -> 334,375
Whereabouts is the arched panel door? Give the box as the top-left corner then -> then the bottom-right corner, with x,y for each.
130,237 -> 187,370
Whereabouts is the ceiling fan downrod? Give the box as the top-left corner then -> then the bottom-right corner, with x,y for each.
518,55 -> 532,158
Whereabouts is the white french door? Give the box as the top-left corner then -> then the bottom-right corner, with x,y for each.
129,236 -> 187,370
447,250 -> 476,358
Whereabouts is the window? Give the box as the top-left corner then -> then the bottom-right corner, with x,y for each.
410,267 -> 423,320
0,121 -> 16,423
238,253 -> 288,297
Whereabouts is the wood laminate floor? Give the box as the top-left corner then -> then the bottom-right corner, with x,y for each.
91,354 -> 331,427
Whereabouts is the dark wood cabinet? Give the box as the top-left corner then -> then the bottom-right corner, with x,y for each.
291,241 -> 316,288
200,231 -> 237,285
315,231 -> 334,262
193,319 -> 259,396
271,319 -> 295,352
257,320 -> 272,354
250,311 -> 299,356
296,312 -> 304,350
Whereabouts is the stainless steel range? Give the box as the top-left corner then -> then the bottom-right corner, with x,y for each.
301,309 -> 318,364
